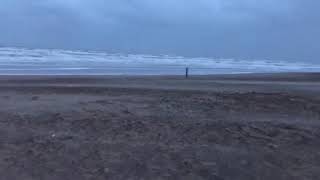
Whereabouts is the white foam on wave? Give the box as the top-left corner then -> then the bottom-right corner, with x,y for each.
0,47 -> 319,75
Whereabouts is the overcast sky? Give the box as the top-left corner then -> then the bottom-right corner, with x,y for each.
0,0 -> 319,61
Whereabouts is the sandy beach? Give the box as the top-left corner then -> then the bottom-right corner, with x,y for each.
0,73 -> 320,180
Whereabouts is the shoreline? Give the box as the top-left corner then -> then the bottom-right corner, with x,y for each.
0,71 -> 319,78
0,72 -> 319,95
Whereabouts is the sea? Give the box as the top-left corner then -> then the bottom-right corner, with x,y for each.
0,47 -> 319,75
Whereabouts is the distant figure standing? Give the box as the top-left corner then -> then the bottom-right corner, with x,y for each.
185,67 -> 189,78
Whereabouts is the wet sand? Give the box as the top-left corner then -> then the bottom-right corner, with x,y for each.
0,73 -> 320,180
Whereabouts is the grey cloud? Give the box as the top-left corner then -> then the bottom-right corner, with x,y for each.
0,0 -> 319,62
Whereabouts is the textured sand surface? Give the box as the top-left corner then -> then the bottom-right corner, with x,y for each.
0,73 -> 320,180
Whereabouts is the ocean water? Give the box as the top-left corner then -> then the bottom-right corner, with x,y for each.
0,47 -> 319,75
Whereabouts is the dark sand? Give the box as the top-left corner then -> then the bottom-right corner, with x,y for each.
0,73 -> 320,180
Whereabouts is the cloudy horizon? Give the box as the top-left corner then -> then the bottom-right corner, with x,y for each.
1,0 -> 319,62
